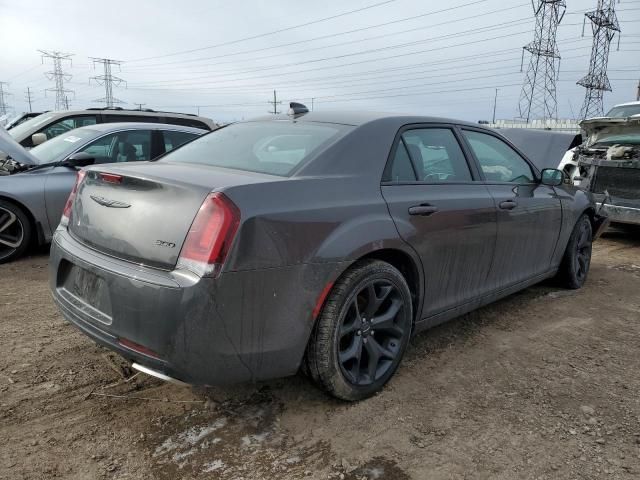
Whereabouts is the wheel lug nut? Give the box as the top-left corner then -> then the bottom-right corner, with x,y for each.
357,330 -> 361,336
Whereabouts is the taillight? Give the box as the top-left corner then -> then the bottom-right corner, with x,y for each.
60,170 -> 87,227
176,192 -> 240,277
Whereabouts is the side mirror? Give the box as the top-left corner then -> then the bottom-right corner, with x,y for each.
31,133 -> 47,146
540,168 -> 563,187
62,152 -> 95,168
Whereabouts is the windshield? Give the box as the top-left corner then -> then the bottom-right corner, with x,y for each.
161,121 -> 350,176
29,128 -> 98,164
8,113 -> 56,140
605,105 -> 640,118
593,134 -> 640,147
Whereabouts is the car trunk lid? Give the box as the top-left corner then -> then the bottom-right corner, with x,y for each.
68,161 -> 274,269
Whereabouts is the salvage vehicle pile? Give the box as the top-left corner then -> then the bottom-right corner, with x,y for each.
574,117 -> 640,226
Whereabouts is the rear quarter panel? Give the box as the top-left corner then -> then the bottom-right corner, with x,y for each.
0,172 -> 49,240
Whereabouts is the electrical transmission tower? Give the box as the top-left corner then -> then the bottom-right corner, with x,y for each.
577,0 -> 620,120
518,0 -> 566,123
268,90 -> 282,114
90,58 -> 126,108
0,82 -> 11,117
39,50 -> 74,111
25,87 -> 34,112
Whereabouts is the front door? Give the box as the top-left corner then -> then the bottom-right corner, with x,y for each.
381,126 -> 497,318
460,129 -> 562,286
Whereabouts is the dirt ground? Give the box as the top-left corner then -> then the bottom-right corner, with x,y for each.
1,232 -> 640,480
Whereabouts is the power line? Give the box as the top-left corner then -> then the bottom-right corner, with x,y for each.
124,0 -> 512,70
519,0 -> 567,122
127,0 -> 399,62
39,50 -> 74,110
578,0 -> 621,119
90,58 -> 126,108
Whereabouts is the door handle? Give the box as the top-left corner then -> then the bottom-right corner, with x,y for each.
408,205 -> 439,216
499,200 -> 518,210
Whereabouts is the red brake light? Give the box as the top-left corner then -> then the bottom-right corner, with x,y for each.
60,170 -> 87,227
100,173 -> 122,184
177,192 -> 240,277
118,337 -> 161,360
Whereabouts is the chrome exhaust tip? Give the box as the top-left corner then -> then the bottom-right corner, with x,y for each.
132,363 -> 189,387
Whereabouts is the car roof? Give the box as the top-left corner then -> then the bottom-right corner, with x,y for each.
249,111 -> 483,128
78,122 -> 207,134
611,101 -> 640,108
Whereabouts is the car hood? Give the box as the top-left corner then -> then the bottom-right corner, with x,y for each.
498,128 -> 582,170
580,117 -> 640,147
0,127 -> 38,166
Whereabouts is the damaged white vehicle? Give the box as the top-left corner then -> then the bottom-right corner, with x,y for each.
573,117 -> 640,226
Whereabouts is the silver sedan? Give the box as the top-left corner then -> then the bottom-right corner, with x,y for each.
0,122 -> 205,262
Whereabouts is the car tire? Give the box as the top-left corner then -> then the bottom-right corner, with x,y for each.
0,200 -> 32,264
557,214 -> 593,289
305,259 -> 413,401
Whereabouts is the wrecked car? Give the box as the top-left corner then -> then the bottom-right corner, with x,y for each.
49,106 -> 608,401
574,117 -> 640,227
0,123 -> 204,263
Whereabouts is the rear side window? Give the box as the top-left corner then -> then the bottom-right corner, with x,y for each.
399,128 -> 472,182
164,117 -> 210,130
462,130 -> 534,183
161,121 -> 349,176
102,114 -> 157,123
163,130 -> 199,152
384,141 -> 416,182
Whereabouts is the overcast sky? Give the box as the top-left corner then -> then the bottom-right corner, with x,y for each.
1,0 -> 638,123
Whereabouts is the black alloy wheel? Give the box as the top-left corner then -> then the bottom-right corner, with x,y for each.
338,280 -> 406,386
305,259 -> 413,401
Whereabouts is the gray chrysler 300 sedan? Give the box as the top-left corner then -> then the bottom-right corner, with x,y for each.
49,106 -> 608,401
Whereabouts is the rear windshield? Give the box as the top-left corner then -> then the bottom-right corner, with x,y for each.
160,121 -> 350,176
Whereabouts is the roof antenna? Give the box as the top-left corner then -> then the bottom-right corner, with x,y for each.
288,102 -> 309,116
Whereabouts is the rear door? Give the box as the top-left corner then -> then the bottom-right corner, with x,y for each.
381,125 -> 497,318
460,128 -> 562,286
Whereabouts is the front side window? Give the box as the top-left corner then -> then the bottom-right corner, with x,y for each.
161,121 -> 350,176
39,115 -> 98,140
401,128 -> 472,182
462,130 -> 535,183
78,130 -> 153,164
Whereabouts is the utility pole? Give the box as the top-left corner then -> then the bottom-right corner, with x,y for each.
492,88 -> 499,124
311,97 -> 315,111
25,87 -> 34,112
90,58 -> 126,108
64,96 -> 70,110
0,82 -> 11,117
577,0 -> 620,119
39,50 -> 74,111
134,103 -> 146,110
636,79 -> 640,102
519,0 -> 566,123
268,90 -> 282,115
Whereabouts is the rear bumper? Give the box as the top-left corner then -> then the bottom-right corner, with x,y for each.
597,202 -> 640,227
49,228 -> 341,385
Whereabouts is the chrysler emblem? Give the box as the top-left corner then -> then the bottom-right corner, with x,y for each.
90,195 -> 131,208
